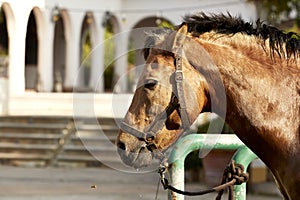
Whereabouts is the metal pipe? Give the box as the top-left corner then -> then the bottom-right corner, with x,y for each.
168,134 -> 257,200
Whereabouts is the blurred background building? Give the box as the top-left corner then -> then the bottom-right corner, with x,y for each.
0,0 -> 298,116
0,0 -> 260,116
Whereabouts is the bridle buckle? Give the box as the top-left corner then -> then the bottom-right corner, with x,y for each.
175,70 -> 183,82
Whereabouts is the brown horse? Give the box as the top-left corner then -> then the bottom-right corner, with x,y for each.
116,13 -> 300,200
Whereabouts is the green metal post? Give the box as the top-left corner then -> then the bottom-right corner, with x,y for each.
231,146 -> 257,200
167,134 -> 257,200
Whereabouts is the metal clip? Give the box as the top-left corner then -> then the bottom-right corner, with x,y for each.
158,158 -> 169,188
175,71 -> 183,82
158,165 -> 168,190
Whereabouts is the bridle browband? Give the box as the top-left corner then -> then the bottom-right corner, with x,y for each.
120,34 -> 191,157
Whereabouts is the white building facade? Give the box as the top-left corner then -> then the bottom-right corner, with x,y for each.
0,0 -> 257,116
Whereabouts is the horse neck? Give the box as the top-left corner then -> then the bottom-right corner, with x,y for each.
196,35 -> 300,165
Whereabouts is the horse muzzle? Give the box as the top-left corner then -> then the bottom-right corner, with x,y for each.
116,131 -> 154,169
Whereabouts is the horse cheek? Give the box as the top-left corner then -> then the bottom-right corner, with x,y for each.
165,111 -> 181,130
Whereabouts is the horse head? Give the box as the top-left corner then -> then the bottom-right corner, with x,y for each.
116,25 -> 223,169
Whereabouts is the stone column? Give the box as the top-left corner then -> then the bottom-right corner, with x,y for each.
89,13 -> 104,92
8,8 -> 28,94
0,77 -> 8,115
113,29 -> 129,93
64,11 -> 85,91
37,9 -> 55,92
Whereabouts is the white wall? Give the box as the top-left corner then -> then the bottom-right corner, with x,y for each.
0,0 -> 258,116
0,0 -> 256,95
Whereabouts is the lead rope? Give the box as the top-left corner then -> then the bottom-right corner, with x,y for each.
158,159 -> 249,200
155,177 -> 161,200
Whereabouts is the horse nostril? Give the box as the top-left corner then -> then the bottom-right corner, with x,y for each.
117,142 -> 126,151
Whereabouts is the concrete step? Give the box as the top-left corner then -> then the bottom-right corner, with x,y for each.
62,144 -> 115,152
74,130 -> 117,142
76,117 -> 122,126
56,117 -> 120,167
0,142 -> 57,151
0,132 -> 62,140
0,122 -> 69,134
0,116 -> 75,167
76,124 -> 119,132
0,133 -> 62,145
0,152 -> 51,160
0,116 -> 121,168
56,154 -> 121,168
0,116 -> 72,124
0,122 -> 68,128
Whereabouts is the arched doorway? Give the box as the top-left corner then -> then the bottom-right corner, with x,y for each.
128,17 -> 174,91
0,6 -> 9,77
78,12 -> 94,92
0,5 -> 9,114
103,12 -> 119,92
25,10 -> 38,91
53,10 -> 66,92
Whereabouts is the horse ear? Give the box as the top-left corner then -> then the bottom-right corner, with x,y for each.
172,23 -> 188,52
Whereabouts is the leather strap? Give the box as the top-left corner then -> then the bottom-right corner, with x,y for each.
174,48 -> 190,130
120,122 -> 146,140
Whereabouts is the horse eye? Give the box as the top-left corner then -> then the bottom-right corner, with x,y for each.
144,79 -> 158,90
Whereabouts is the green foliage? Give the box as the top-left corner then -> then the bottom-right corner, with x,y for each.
157,20 -> 174,30
127,39 -> 135,66
0,8 -> 8,55
250,0 -> 300,27
104,30 -> 115,67
81,30 -> 91,68
287,24 -> 300,33
0,8 -> 3,24
104,21 -> 115,91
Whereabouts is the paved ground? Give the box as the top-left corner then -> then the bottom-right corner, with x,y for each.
0,166 -> 282,200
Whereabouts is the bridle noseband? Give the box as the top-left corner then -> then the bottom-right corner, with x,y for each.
120,44 -> 191,158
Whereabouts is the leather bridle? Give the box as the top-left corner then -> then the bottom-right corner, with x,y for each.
120,42 -> 191,158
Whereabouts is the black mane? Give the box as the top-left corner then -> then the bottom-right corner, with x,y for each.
183,12 -> 300,59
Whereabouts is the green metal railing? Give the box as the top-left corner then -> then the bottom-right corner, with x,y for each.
167,134 -> 257,200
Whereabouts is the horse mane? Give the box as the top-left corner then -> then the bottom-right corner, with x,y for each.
183,12 -> 300,59
143,12 -> 300,60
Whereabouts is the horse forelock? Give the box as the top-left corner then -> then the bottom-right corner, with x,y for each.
143,28 -> 174,59
183,12 -> 300,60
